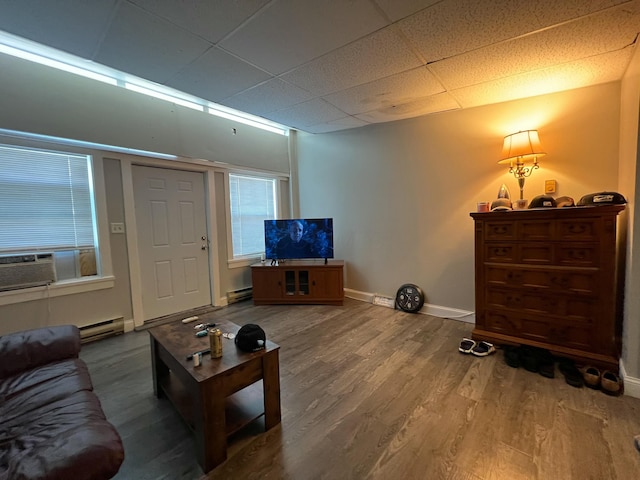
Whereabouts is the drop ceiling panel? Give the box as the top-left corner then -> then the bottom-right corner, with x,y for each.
0,0 -> 117,58
0,0 -> 638,133
281,27 -> 423,97
374,0 -> 441,22
323,67 -> 444,115
355,92 -> 460,123
166,47 -> 272,102
220,0 -> 388,75
452,49 -> 634,109
223,79 -> 314,115
129,0 -> 270,44
95,1 -> 212,83
304,116 -> 369,134
397,0 -> 629,63
430,3 -> 640,90
266,98 -> 347,128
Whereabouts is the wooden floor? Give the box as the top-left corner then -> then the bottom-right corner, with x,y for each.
80,298 -> 640,480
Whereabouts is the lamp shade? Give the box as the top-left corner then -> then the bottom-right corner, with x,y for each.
498,130 -> 546,165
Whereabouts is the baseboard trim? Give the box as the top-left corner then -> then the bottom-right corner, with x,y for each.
620,360 -> 640,398
344,288 -> 475,323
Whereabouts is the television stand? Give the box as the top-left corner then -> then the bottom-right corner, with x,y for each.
251,260 -> 344,305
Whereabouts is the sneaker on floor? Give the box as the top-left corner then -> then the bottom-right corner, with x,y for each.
471,341 -> 495,357
458,338 -> 476,354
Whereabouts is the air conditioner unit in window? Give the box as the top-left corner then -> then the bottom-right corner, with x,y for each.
0,253 -> 57,291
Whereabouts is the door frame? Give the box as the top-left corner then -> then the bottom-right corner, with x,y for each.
121,155 -> 222,328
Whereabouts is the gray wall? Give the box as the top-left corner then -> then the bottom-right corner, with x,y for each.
0,53 -> 290,335
296,83 -> 622,313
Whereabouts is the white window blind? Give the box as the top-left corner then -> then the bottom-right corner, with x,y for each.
0,144 -> 96,253
229,174 -> 276,257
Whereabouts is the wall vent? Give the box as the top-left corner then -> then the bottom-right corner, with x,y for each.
79,317 -> 124,344
227,287 -> 253,304
0,253 -> 56,291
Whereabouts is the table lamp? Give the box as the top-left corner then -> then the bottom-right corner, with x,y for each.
498,130 -> 546,200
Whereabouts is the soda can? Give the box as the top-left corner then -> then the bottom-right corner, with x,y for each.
209,328 -> 223,358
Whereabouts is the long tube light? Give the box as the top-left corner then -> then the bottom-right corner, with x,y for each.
0,30 -> 289,136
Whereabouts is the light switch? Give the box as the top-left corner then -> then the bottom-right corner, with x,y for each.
545,179 -> 557,194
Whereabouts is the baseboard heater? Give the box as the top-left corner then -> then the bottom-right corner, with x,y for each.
227,287 -> 253,304
79,317 -> 124,344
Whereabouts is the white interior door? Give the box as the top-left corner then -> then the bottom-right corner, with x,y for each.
133,165 -> 211,320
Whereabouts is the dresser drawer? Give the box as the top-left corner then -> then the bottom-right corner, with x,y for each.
485,310 -> 594,350
484,221 -> 516,241
485,265 -> 598,294
486,288 -> 595,321
557,219 -> 598,241
518,219 -> 554,241
485,243 -> 553,264
556,243 -> 599,267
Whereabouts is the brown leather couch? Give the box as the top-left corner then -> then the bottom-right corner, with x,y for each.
0,325 -> 124,480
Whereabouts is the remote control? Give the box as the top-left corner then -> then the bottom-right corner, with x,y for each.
181,316 -> 199,324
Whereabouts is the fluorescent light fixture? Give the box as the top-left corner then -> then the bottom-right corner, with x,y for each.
0,30 -> 289,136
207,106 -> 288,135
0,128 -> 179,161
124,83 -> 203,111
0,42 -> 117,86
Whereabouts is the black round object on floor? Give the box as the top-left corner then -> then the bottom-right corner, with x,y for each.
395,284 -> 425,313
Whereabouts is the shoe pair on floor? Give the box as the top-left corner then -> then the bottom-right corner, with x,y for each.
459,338 -> 495,357
581,366 -> 624,396
504,345 -> 555,378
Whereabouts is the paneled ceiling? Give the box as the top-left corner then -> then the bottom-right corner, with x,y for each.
1,0 -> 639,134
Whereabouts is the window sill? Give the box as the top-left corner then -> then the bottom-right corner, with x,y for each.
227,256 -> 261,269
0,275 -> 115,306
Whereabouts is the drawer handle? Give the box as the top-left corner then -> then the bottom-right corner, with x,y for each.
492,226 -> 508,235
567,249 -> 586,260
493,247 -> 508,256
568,224 -> 587,234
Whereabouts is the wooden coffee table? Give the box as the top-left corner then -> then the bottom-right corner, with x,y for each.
148,319 -> 281,472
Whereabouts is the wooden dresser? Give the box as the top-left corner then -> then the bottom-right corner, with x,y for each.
470,205 -> 624,371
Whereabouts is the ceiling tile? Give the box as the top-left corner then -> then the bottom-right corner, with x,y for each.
94,1 -> 211,83
430,3 -> 640,90
129,0 -> 270,43
374,0 -> 441,22
222,79 -> 314,115
166,47 -> 272,102
304,116 -> 369,134
451,48 -> 634,109
323,67 -> 444,115
397,0 -> 630,63
265,98 -> 348,128
0,0 -> 117,58
355,92 -> 460,123
220,0 -> 388,75
282,27 -> 423,97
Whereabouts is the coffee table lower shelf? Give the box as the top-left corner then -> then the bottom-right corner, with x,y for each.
160,371 -> 265,437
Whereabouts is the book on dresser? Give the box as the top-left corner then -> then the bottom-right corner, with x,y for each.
470,205 -> 625,372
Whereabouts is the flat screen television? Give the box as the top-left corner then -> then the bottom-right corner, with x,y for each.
264,218 -> 334,260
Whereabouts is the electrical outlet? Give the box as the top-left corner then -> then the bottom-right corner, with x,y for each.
110,222 -> 125,234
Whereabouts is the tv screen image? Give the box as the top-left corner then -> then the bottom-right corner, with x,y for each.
264,218 -> 334,260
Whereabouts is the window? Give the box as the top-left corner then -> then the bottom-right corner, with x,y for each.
229,173 -> 277,258
0,144 -> 98,279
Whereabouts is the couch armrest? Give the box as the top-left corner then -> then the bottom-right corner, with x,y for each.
0,325 -> 81,378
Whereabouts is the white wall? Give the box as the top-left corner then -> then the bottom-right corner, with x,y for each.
296,83 -> 622,313
0,53 -> 290,335
619,44 -> 640,381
